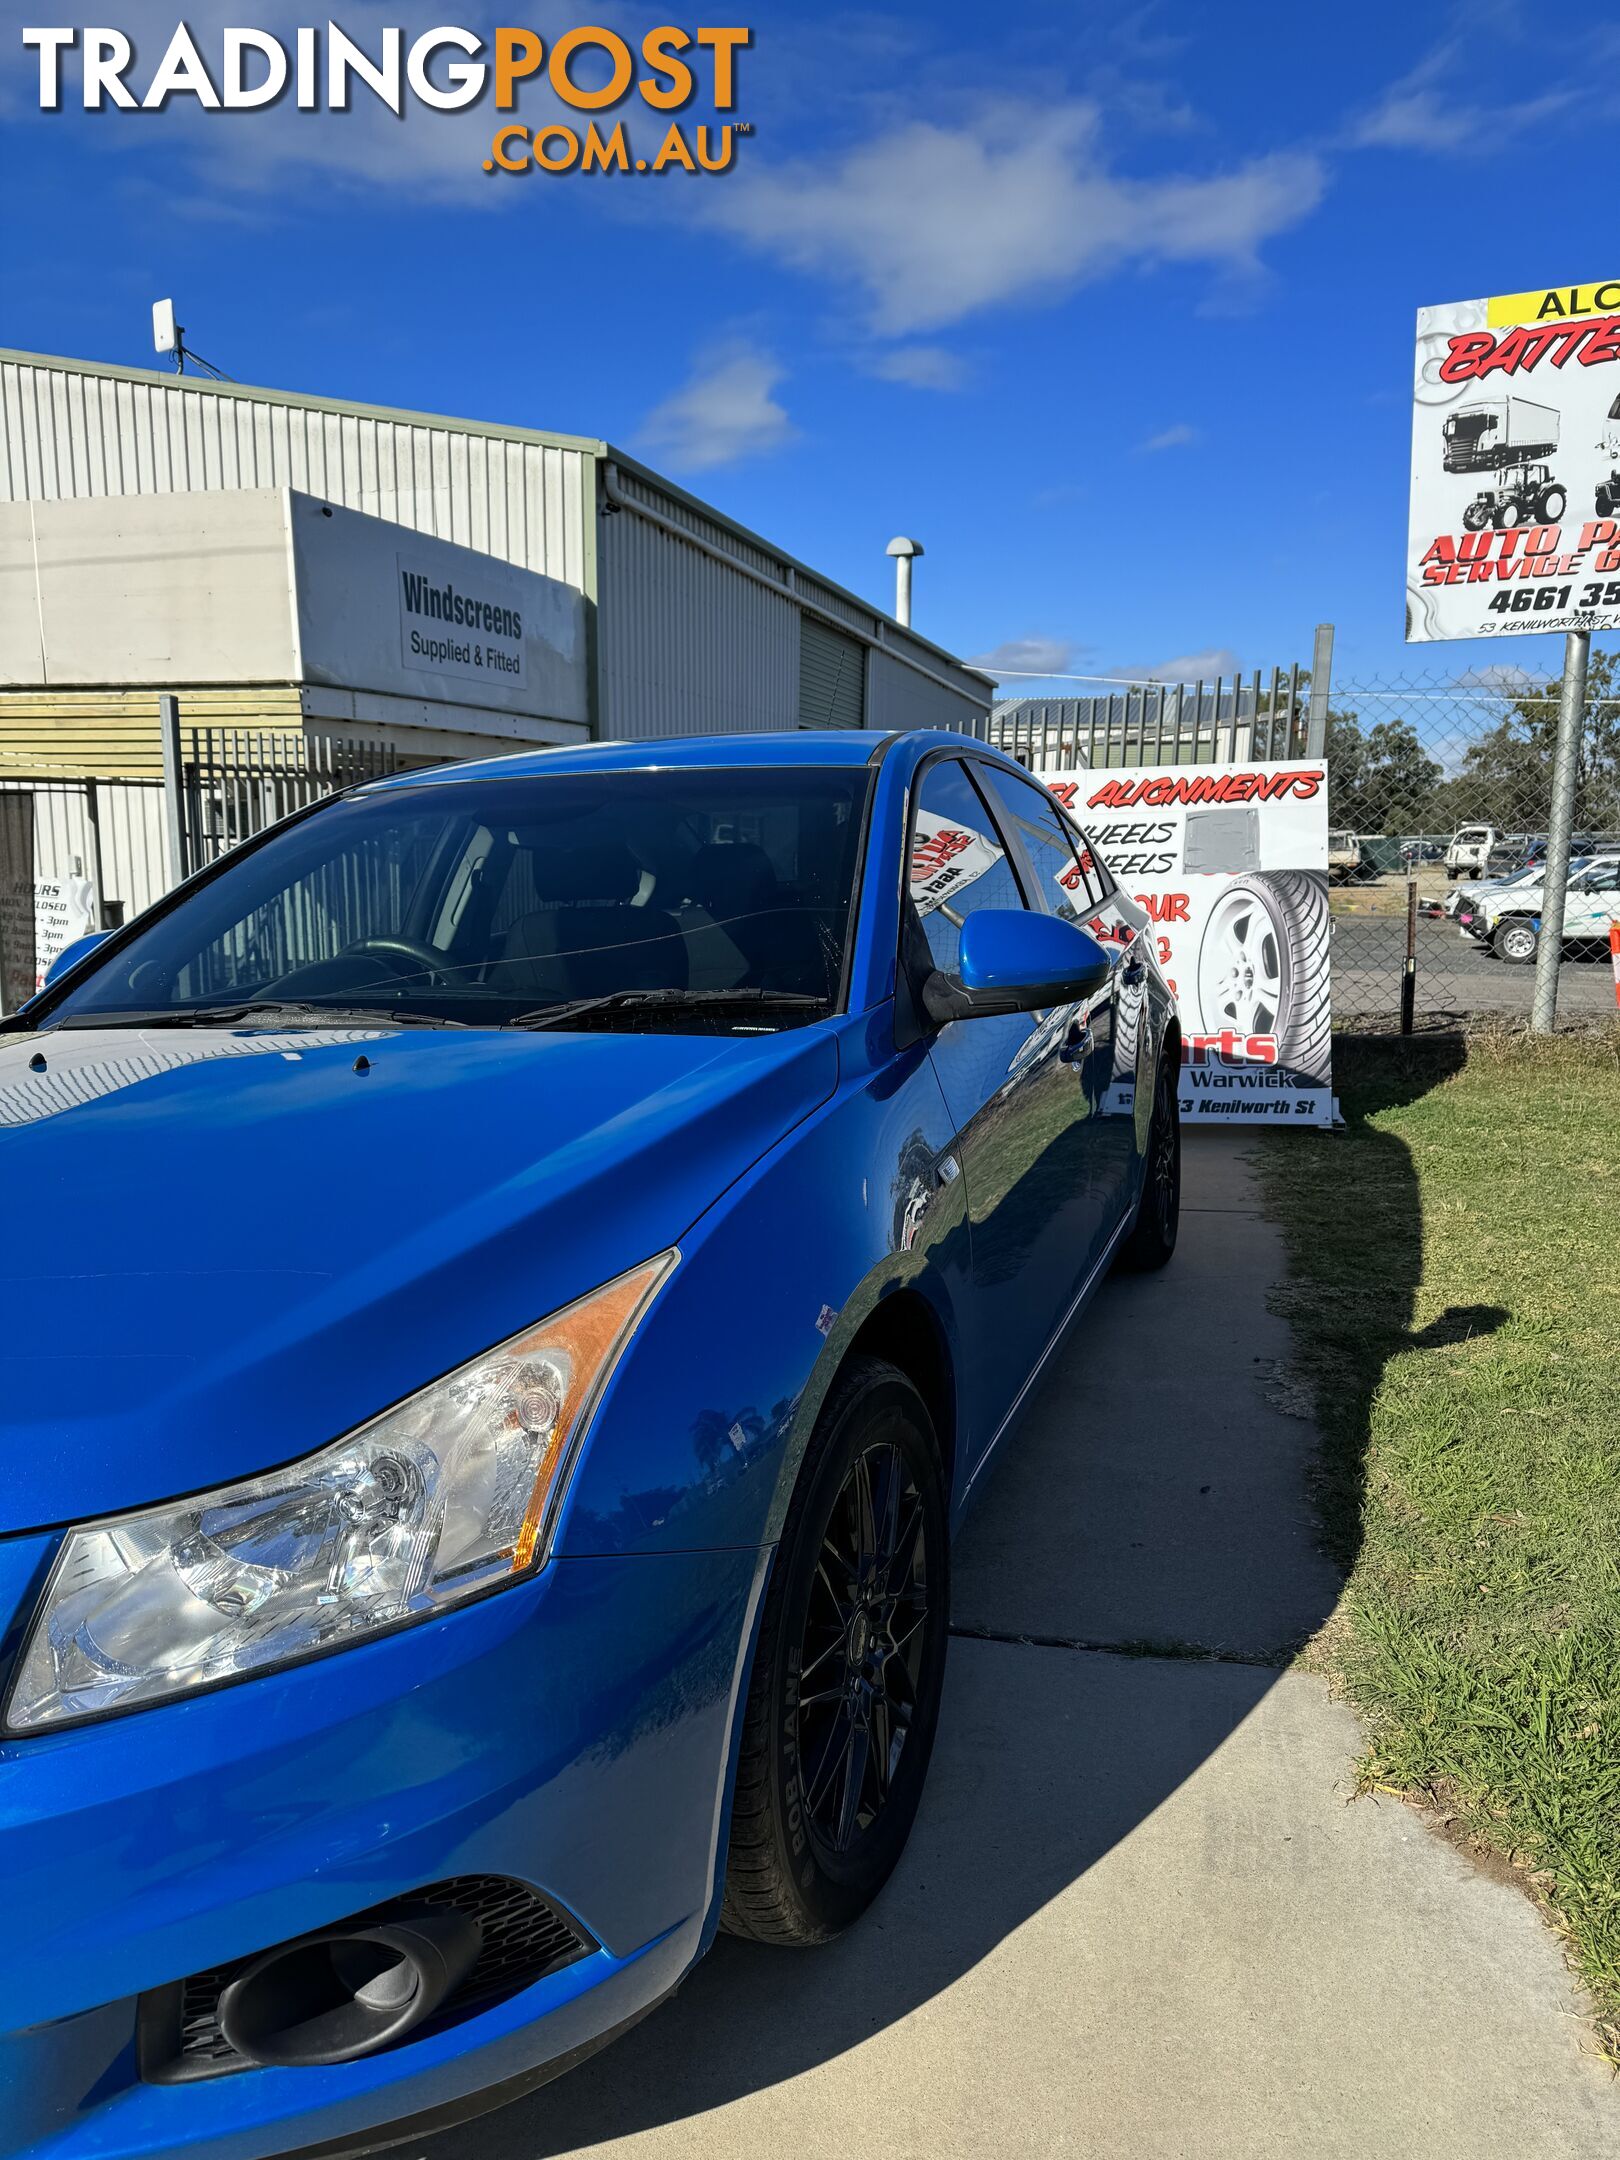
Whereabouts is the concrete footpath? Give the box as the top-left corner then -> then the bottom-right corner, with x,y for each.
425,1133 -> 1617,2160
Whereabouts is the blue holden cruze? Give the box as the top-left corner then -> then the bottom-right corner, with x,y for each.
0,729 -> 1179,2159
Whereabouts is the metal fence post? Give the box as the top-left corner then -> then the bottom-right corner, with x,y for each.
1400,878 -> 1417,1035
84,778 -> 108,929
1306,624 -> 1334,756
158,692 -> 188,888
1530,629 -> 1590,1034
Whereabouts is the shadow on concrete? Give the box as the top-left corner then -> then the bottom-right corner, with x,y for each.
421,1050 -> 1479,2156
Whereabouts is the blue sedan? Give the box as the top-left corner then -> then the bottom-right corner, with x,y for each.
0,729 -> 1179,2159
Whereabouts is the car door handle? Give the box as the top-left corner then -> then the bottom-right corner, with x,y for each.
1060,1021 -> 1091,1064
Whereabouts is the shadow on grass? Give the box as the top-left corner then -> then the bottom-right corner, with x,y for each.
1266,1033 -> 1501,1570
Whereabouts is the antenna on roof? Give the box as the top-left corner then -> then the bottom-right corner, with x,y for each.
151,298 -> 232,381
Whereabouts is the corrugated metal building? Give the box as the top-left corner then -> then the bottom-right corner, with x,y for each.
0,349 -> 991,779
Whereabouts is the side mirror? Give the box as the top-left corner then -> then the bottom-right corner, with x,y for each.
922,909 -> 1113,1024
42,929 -> 113,989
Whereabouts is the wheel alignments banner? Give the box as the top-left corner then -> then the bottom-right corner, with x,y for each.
1047,761 -> 1334,1128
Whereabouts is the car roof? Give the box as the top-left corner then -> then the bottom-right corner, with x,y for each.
357,729 -> 986,792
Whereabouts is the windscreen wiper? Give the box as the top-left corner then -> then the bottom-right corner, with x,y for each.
54,1002 -> 472,1031
503,987 -> 828,1032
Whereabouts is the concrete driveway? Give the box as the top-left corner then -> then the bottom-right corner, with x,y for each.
421,1134 -> 1616,2160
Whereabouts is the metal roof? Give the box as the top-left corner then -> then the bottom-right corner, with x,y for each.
0,349 -> 994,693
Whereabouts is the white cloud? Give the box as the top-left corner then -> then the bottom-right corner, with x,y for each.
1113,646 -> 1241,683
1349,42 -> 1575,153
706,102 -> 1324,333
968,636 -> 1089,679
1457,662 -> 1541,696
1139,422 -> 1198,452
638,344 -> 795,472
866,345 -> 968,391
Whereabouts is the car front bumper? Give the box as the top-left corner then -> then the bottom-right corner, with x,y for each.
0,1536 -> 769,2160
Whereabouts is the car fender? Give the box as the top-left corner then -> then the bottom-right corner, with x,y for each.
551,1008 -> 971,1560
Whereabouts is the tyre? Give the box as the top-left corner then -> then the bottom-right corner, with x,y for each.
1117,1045 -> 1180,1273
1493,916 -> 1538,964
1462,499 -> 1491,532
722,1357 -> 949,1946
1538,485 -> 1567,522
1195,870 -> 1331,1080
1599,486 -> 1615,518
1494,498 -> 1524,530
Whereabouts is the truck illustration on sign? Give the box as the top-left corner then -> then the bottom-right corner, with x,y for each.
1598,393 -> 1620,519
1442,397 -> 1565,530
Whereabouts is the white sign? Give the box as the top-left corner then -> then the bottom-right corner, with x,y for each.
1048,759 -> 1334,1128
398,557 -> 527,689
32,874 -> 97,991
1408,278 -> 1620,641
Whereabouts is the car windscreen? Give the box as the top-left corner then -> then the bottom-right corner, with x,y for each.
44,766 -> 874,1034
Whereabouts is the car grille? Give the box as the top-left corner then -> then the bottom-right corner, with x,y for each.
140,1875 -> 595,2084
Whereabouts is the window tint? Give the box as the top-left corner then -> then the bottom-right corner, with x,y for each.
907,759 -> 1028,974
978,766 -> 1099,923
48,769 -> 871,1032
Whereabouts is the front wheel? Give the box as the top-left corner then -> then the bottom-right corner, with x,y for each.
1493,917 -> 1539,964
1117,1047 -> 1180,1272
1538,485 -> 1567,522
1462,499 -> 1491,532
722,1358 -> 949,1946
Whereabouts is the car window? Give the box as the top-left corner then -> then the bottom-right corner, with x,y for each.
976,765 -> 1095,922
906,759 -> 1028,975
44,768 -> 872,1032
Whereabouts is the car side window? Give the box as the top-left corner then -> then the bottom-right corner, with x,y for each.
977,766 -> 1099,920
907,759 -> 1029,975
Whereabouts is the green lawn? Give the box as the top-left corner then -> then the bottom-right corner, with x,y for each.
1253,1029 -> 1620,2051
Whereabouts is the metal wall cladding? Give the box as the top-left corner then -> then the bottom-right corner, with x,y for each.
867,645 -> 979,735
597,483 -> 799,738
799,616 -> 866,729
0,359 -> 591,589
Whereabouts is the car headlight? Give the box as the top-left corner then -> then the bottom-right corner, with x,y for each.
5,1253 -> 675,1734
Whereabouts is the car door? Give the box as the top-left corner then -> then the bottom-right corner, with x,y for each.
1562,859 -> 1620,938
975,763 -> 1142,1260
905,756 -> 1103,1468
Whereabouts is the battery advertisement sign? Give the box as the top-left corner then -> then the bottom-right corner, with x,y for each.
1047,760 -> 1334,1129
1408,278 -> 1620,642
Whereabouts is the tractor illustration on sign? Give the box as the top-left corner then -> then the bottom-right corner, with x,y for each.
1442,396 -> 1565,530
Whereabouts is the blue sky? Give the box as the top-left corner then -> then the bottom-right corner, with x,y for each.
3,0 -> 1617,695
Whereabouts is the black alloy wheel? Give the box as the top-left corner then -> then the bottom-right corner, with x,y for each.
796,1438 -> 930,1861
722,1358 -> 949,1945
1118,1046 -> 1181,1272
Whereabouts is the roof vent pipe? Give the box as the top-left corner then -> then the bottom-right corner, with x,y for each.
885,536 -> 923,628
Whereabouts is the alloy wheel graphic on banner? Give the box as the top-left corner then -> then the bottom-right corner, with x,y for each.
1048,760 -> 1334,1128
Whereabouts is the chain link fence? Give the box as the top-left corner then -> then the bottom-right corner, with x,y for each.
1325,651 -> 1619,1030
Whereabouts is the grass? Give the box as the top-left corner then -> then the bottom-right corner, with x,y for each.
1252,1026 -> 1620,2049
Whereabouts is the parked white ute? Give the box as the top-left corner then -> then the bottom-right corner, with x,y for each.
1456,854 -> 1620,962
1441,856 -> 1588,922
1443,824 -> 1499,881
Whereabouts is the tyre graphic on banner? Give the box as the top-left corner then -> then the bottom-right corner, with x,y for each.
1195,871 -> 1331,1083
1046,758 -> 1334,1128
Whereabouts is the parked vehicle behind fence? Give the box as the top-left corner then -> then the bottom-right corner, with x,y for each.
1444,825 -> 1500,880
1457,853 -> 1620,962
0,729 -> 1179,2160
